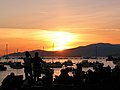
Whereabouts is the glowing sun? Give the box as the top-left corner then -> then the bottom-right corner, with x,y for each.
50,31 -> 75,51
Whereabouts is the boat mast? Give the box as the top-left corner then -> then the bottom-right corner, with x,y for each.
95,46 -> 98,59
42,46 -> 44,59
52,42 -> 54,63
5,44 -> 8,60
16,49 -> 18,60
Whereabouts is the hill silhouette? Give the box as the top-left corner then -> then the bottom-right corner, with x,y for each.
4,43 -> 120,57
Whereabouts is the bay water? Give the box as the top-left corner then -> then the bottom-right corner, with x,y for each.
0,57 -> 115,85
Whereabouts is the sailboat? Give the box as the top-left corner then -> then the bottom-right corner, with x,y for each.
0,44 -> 9,71
0,64 -> 7,71
91,46 -> 98,59
9,49 -> 24,69
95,46 -> 98,59
5,44 -> 10,59
46,42 -> 63,68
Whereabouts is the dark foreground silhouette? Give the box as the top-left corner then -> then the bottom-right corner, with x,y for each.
1,64 -> 120,90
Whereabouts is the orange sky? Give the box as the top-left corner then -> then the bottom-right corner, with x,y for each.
0,0 -> 120,56
0,28 -> 120,56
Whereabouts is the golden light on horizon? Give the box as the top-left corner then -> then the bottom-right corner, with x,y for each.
34,30 -> 78,51
46,31 -> 77,51
52,32 -> 75,51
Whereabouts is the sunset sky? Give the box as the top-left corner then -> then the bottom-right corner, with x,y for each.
0,0 -> 120,56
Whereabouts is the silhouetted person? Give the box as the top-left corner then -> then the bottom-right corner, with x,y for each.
42,69 -> 54,86
86,69 -> 94,83
56,68 -> 71,84
23,51 -> 32,79
1,72 -> 17,90
112,65 -> 120,82
32,52 -> 45,82
73,64 -> 85,85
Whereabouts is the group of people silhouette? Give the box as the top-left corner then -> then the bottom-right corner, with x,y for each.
23,55 -> 120,89
54,64 -> 120,86
1,52 -> 120,90
23,51 -> 45,81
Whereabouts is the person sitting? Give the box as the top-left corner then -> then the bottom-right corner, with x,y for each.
1,72 -> 15,90
42,69 -> 54,86
57,68 -> 71,84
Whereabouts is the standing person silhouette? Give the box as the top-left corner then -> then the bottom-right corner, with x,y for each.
32,52 -> 45,82
23,51 -> 32,79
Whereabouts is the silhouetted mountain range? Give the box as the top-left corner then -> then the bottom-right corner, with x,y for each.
4,43 -> 120,57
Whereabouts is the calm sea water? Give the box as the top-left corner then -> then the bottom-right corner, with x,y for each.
0,57 -> 115,85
